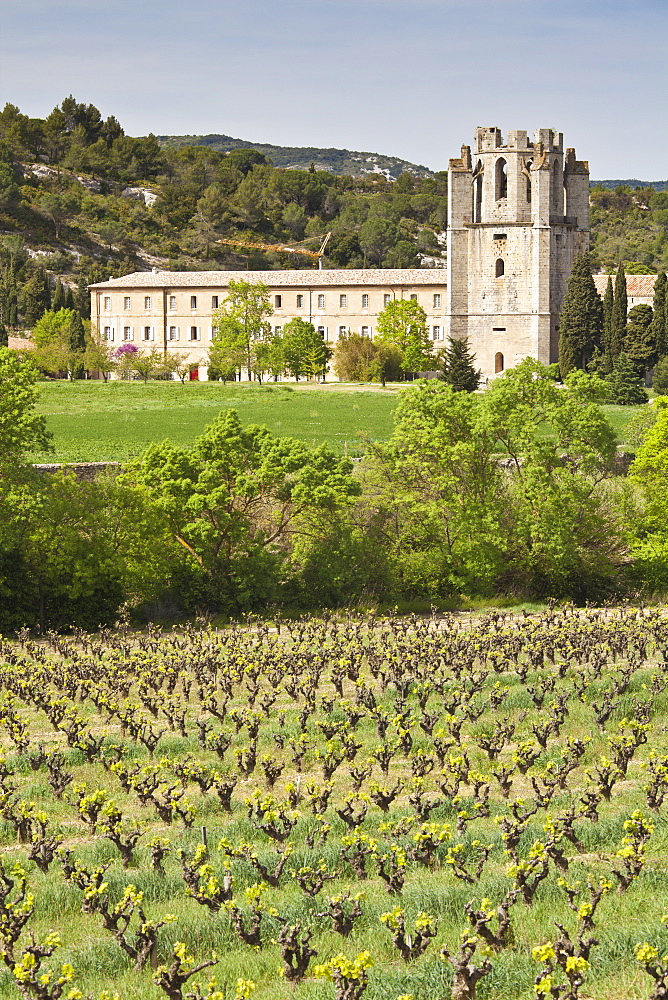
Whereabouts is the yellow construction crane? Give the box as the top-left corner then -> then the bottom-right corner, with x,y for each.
216,232 -> 332,269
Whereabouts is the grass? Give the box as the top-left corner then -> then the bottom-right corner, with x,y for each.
28,381 -> 401,463
27,381 -> 647,465
0,608 -> 667,998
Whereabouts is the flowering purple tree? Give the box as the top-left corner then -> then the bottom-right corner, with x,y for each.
113,344 -> 138,358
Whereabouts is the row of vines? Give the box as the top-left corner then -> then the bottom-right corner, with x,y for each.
0,608 -> 667,998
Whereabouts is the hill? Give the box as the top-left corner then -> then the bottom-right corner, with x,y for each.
592,178 -> 668,192
0,96 -> 667,340
157,133 -> 434,179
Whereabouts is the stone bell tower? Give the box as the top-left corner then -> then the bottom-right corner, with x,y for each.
445,127 -> 589,376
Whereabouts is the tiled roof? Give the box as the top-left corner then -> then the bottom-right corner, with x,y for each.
89,268 -> 448,290
593,274 -> 657,298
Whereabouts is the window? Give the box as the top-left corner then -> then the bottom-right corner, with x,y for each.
124,296 -> 131,310
274,326 -> 282,334
432,325 -> 441,340
318,326 -> 327,340
495,258 -> 505,277
525,160 -> 532,203
103,326 -> 111,340
190,295 -> 197,309
123,326 -> 133,341
339,325 -> 347,337
495,352 -> 504,373
275,294 -> 282,308
493,233 -> 507,242
473,159 -> 483,223
493,327 -> 507,332
317,294 -> 325,309
211,295 -> 219,309
410,294 -> 417,301
144,296 -> 151,309
104,296 -> 111,310
143,326 -> 152,341
340,294 -> 347,308
296,294 -> 304,308
169,326 -> 179,341
361,325 -> 370,337
169,295 -> 176,309
433,294 -> 441,308
495,158 -> 508,200
384,294 -> 391,307
190,326 -> 199,341
362,294 -> 369,309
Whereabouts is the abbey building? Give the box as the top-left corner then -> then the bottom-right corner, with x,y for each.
90,127 -> 589,379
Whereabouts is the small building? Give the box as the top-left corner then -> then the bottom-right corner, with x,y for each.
593,274 -> 657,310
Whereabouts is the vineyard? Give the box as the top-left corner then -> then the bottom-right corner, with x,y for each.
1,608 -> 668,999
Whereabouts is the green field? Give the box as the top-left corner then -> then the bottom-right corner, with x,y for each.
28,381 -> 646,465
28,382 -> 400,463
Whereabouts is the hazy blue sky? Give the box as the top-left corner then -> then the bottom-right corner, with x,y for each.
1,0 -> 666,178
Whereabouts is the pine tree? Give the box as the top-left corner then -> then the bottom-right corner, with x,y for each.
602,276 -> 614,363
557,251 -> 603,377
439,337 -> 481,392
52,278 -> 65,311
611,262 -> 627,360
651,271 -> 667,360
605,351 -> 648,405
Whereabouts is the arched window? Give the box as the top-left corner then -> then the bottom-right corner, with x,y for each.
495,158 -> 507,200
473,160 -> 483,223
495,258 -> 505,277
495,352 -> 504,373
525,159 -> 532,203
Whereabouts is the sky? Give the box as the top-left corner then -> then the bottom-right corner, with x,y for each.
1,0 -> 666,179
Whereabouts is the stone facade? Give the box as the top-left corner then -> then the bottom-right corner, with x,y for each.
89,269 -> 448,377
90,126 -> 591,379
446,127 -> 590,374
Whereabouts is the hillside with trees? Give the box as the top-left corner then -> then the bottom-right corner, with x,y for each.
1,97 -> 668,338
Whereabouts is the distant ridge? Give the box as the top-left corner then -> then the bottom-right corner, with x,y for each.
592,179 -> 668,192
156,133 -> 434,180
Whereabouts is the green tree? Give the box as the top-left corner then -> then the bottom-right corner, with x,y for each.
32,308 -> 73,347
117,348 -> 167,382
67,310 -> 87,379
611,262 -> 628,359
282,318 -> 331,381
557,252 -> 603,376
602,275 -> 614,366
624,304 -> 655,374
124,409 -> 359,610
334,332 -> 380,382
210,279 -> 272,380
254,334 -> 285,383
651,271 -> 667,360
0,323 -> 7,348
628,400 -> 668,587
52,279 -> 66,312
375,299 -> 433,377
438,337 -> 481,392
604,352 -> 648,405
0,347 -> 52,467
359,219 -> 399,266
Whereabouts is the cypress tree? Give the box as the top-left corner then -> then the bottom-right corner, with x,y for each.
52,279 -> 65,311
0,323 -> 7,348
68,309 -> 86,380
439,337 -> 481,392
651,271 -> 667,360
21,276 -> 43,327
41,268 -> 51,311
602,276 -> 614,358
605,352 -> 648,405
64,285 -> 75,310
611,263 -> 628,360
558,251 -> 603,377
